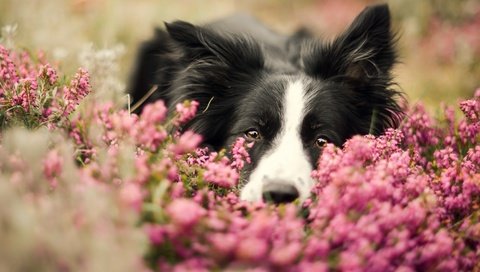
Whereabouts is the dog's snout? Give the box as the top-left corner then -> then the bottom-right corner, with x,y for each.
262,183 -> 299,204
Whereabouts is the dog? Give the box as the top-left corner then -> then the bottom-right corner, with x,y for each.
128,4 -> 404,204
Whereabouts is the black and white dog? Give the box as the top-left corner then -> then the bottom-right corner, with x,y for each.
129,4 -> 404,204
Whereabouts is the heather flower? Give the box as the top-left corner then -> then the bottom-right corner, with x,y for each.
133,100 -> 169,151
230,137 -> 253,170
269,242 -> 302,266
462,145 -> 480,174
135,122 -> 167,151
140,100 -> 167,124
12,77 -> 38,111
16,51 -> 37,79
153,157 -> 179,182
209,233 -> 238,256
186,147 -> 211,166
174,100 -> 199,125
203,157 -> 239,188
458,119 -> 479,144
401,103 -> 440,163
170,182 -> 185,198
0,45 -> 18,88
133,153 -> 151,184
169,130 -> 202,155
38,63 -> 58,85
62,68 -> 91,116
371,128 -> 404,160
119,182 -> 144,212
459,93 -> 479,122
166,198 -> 207,227
43,149 -> 63,188
433,146 -> 459,169
235,237 -> 268,262
145,224 -> 167,245
110,110 -> 138,138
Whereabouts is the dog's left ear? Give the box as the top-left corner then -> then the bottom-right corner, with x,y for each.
303,4 -> 396,80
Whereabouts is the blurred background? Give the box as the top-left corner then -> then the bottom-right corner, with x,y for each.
1,0 -> 479,109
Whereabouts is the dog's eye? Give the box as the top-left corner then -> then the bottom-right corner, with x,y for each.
245,129 -> 261,141
315,136 -> 328,148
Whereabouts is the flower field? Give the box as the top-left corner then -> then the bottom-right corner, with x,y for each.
1,30 -> 479,272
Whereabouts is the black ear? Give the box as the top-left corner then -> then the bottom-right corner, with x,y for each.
165,21 -> 264,71
303,4 -> 396,80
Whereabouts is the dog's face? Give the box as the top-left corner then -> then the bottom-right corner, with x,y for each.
164,5 -> 403,203
229,77 -> 372,203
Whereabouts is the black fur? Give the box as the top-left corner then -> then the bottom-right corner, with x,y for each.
128,4 -> 404,167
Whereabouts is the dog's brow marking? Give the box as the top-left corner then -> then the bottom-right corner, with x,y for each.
283,81 -> 305,133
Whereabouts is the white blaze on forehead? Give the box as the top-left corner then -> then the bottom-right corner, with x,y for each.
240,80 -> 315,202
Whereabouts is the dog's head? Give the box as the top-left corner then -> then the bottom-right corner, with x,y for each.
165,4 -> 404,203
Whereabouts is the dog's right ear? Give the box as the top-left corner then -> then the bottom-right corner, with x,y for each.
165,21 -> 264,71
302,4 -> 396,81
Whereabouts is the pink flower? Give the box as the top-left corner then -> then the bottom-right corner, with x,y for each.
38,63 -> 58,85
153,157 -> 179,182
458,119 -> 479,144
43,150 -> 63,188
63,68 -> 91,116
145,224 -> 166,245
460,98 -> 479,121
130,100 -> 171,151
235,237 -> 268,262
433,146 -> 459,169
462,145 -> 480,174
0,45 -> 18,89
203,158 -> 239,188
209,233 -> 238,256
169,130 -> 202,155
269,242 -> 302,266
136,126 -> 167,151
16,51 -> 36,78
132,154 -> 150,184
119,182 -> 144,212
230,137 -> 253,170
339,251 -> 362,271
12,77 -> 38,111
141,100 -> 167,124
174,100 -> 199,125
65,68 -> 90,101
166,199 -> 207,227
111,110 -> 138,137
297,261 -> 328,272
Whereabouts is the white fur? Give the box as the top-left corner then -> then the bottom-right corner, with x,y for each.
240,80 -> 315,202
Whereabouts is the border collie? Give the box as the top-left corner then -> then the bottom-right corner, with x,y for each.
129,4 -> 404,204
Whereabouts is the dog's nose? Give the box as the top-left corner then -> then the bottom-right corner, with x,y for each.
262,183 -> 299,204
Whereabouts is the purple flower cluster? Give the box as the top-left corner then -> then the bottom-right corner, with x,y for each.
138,91 -> 478,271
110,89 -> 475,271
0,45 -> 91,129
